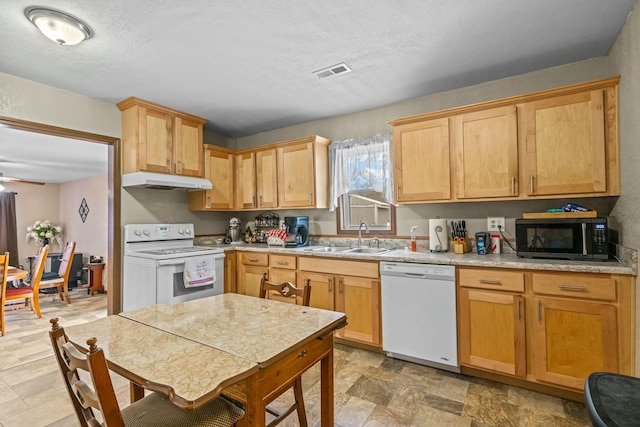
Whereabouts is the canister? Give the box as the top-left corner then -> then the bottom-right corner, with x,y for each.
491,234 -> 501,254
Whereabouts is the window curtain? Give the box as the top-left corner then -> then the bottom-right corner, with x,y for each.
329,133 -> 393,212
0,192 -> 19,266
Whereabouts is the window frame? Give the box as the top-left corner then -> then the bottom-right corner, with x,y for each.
336,194 -> 396,236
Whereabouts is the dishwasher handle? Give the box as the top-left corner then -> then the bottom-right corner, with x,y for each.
404,272 -> 427,278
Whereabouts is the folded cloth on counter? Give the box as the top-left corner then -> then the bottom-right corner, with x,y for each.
183,255 -> 216,288
266,228 -> 288,241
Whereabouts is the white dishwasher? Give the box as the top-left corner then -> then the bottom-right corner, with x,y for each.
380,262 -> 459,372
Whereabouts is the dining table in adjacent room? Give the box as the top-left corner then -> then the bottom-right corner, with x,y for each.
63,293 -> 348,426
1,266 -> 28,282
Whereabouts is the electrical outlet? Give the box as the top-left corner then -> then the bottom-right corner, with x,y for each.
487,217 -> 505,232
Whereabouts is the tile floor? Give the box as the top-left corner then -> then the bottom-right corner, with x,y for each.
0,290 -> 592,426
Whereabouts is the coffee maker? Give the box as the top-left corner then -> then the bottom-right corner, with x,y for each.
284,216 -> 309,247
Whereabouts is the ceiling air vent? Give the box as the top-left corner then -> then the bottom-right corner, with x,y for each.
313,63 -> 352,79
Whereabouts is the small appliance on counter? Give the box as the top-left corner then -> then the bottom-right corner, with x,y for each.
475,232 -> 490,255
515,217 -> 615,260
283,216 -> 309,247
227,217 -> 243,244
429,218 -> 448,252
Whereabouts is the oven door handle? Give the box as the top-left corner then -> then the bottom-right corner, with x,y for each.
157,260 -> 186,266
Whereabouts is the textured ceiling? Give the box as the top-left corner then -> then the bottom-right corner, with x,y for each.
0,0 -> 636,182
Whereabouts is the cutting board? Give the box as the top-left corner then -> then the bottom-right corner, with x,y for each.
522,210 -> 598,219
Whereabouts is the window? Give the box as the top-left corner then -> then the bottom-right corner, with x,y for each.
329,134 -> 395,234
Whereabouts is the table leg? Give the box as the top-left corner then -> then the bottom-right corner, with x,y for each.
244,374 -> 264,427
130,382 -> 145,403
320,341 -> 335,426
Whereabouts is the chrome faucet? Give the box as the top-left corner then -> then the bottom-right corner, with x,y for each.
358,220 -> 369,247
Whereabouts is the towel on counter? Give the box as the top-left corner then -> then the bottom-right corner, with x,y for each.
183,255 -> 216,288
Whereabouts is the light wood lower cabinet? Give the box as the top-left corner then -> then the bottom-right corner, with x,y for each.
457,267 -> 634,393
334,275 -> 381,346
224,251 -> 236,293
236,253 -> 269,298
458,288 -> 526,377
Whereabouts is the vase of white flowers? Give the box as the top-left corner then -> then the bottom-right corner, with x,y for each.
26,220 -> 63,247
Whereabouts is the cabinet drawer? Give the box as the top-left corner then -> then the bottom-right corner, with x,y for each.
240,252 -> 269,266
298,257 -> 379,279
532,273 -> 616,301
458,268 -> 524,292
270,254 -> 296,270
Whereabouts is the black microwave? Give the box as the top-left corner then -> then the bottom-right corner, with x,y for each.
515,217 -> 615,260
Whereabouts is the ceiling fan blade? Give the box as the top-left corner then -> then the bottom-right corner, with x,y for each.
0,173 -> 45,185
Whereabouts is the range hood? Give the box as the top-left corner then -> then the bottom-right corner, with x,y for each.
121,172 -> 212,190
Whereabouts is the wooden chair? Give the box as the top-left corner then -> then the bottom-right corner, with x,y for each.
259,273 -> 311,307
39,241 -> 76,304
1,245 -> 48,336
258,273 -> 311,427
49,317 -> 245,427
0,252 -> 10,336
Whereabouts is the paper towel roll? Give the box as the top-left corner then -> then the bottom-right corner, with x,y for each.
429,218 -> 449,252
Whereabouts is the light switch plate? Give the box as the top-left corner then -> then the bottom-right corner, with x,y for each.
487,217 -> 505,232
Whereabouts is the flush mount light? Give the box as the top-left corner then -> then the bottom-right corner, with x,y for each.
25,7 -> 93,45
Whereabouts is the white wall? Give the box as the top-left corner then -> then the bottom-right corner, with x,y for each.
60,174 -> 109,266
4,182 -> 61,267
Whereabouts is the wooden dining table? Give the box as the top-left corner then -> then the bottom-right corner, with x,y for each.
1,266 -> 28,282
64,293 -> 347,426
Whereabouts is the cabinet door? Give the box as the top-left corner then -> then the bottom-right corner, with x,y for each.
256,148 -> 278,208
452,106 -> 518,199
298,271 -> 334,311
532,296 -> 618,389
277,142 -> 315,208
523,90 -> 607,196
224,252 -> 236,293
205,147 -> 235,209
139,107 -> 173,173
174,117 -> 203,177
393,118 -> 450,202
334,276 -> 380,346
236,152 -> 257,209
237,263 -> 268,298
458,289 -> 526,377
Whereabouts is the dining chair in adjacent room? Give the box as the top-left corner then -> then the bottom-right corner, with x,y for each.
48,317 -> 245,427
256,273 -> 312,427
39,241 -> 76,304
0,252 -> 10,336
1,245 -> 48,336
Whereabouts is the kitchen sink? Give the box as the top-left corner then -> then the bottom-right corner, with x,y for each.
345,248 -> 390,254
305,246 -> 353,252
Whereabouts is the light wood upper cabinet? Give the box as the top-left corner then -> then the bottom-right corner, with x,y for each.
188,145 -> 235,211
118,97 -> 207,177
523,90 -> 608,196
256,148 -> 278,209
276,138 -> 330,209
452,106 -> 518,199
388,77 -> 620,203
392,118 -> 451,202
236,152 -> 257,209
232,136 -> 330,211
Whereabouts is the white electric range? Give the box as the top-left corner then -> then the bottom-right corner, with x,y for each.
122,223 -> 225,312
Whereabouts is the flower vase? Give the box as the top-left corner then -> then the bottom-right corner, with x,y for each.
42,238 -> 49,246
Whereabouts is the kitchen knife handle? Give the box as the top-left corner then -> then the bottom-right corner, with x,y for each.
511,176 -> 515,195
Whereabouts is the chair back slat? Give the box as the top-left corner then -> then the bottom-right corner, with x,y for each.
58,241 -> 77,279
1,252 -> 9,302
31,245 -> 49,290
259,274 -> 311,307
49,318 -> 124,427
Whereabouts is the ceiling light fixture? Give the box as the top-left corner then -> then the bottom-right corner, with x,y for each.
25,7 -> 93,46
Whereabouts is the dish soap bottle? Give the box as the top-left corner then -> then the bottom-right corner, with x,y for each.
410,225 -> 418,252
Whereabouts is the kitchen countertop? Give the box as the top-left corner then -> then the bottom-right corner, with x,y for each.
198,242 -> 637,276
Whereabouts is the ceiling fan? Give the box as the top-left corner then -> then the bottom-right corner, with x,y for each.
0,172 -> 45,185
